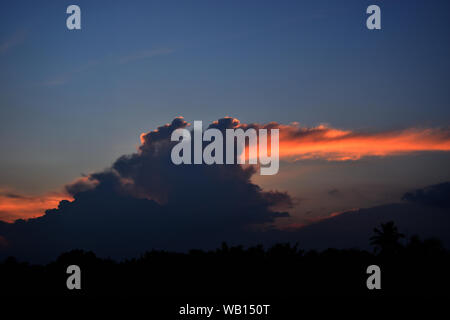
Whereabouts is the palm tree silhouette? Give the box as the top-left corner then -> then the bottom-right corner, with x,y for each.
370,221 -> 405,255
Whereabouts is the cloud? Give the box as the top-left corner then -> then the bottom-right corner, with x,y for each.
41,78 -> 68,87
402,182 -> 450,209
276,124 -> 450,161
277,183 -> 450,250
202,118 -> 450,163
40,60 -> 100,87
118,48 -> 174,64
0,30 -> 26,55
0,189 -> 71,223
0,117 -> 292,262
40,47 -> 173,87
288,202 -> 450,250
64,176 -> 99,196
2,116 -> 450,263
0,235 -> 7,247
327,188 -> 341,197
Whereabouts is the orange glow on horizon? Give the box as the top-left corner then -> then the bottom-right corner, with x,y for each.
0,191 -> 72,223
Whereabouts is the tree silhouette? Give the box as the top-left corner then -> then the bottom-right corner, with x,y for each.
1,222 -> 449,296
370,221 -> 404,256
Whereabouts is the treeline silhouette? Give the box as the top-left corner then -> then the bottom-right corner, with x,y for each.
1,221 -> 449,296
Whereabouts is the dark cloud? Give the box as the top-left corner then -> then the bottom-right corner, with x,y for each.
285,182 -> 450,250
65,176 -> 98,196
289,202 -> 450,251
327,188 -> 341,197
2,116 -> 449,263
402,182 -> 450,209
0,117 -> 291,263
0,192 -> 27,199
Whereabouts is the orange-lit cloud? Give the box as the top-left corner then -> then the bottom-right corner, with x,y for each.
279,125 -> 450,161
2,118 -> 450,223
238,120 -> 450,162
139,117 -> 450,162
0,190 -> 71,223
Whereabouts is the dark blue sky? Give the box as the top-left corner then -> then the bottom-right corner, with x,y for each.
0,0 -> 449,209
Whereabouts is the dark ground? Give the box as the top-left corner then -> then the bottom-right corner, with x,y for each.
1,221 -> 449,297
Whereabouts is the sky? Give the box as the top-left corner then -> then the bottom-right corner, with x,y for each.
1,1 -> 450,256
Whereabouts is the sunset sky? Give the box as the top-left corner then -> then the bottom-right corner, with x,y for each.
1,0 -> 450,254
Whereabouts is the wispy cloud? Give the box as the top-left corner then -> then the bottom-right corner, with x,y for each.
40,59 -> 100,87
0,30 -> 26,55
40,47 -> 174,87
41,77 -> 69,87
118,47 -> 174,64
